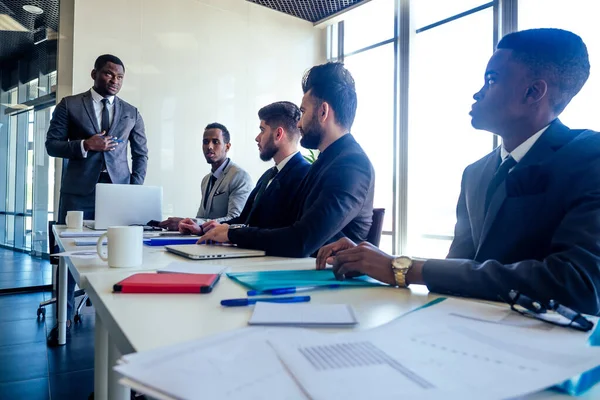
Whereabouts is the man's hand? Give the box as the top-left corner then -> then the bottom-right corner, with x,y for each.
179,218 -> 203,235
330,241 -> 396,285
158,217 -> 183,231
197,223 -> 230,244
316,237 -> 357,270
84,131 -> 118,152
201,220 -> 219,234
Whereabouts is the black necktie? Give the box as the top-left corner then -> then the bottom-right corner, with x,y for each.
245,166 -> 278,224
203,175 -> 217,209
484,155 -> 517,213
101,98 -> 110,133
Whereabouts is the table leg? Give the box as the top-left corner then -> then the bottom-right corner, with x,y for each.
94,312 -> 108,400
57,257 -> 67,345
109,337 -> 130,400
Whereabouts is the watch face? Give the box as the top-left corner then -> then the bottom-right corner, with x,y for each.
393,256 -> 412,270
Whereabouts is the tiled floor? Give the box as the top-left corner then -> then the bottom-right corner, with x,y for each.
0,248 -> 95,400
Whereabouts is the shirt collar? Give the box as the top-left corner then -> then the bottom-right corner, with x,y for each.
501,124 -> 550,162
90,88 -> 115,105
212,158 -> 230,180
275,151 -> 298,172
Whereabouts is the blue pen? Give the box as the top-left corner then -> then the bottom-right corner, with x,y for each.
113,139 -> 124,143
247,284 -> 341,296
220,295 -> 310,307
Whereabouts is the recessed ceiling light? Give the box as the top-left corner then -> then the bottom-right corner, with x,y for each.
23,5 -> 44,15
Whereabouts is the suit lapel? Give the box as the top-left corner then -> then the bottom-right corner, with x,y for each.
108,97 -> 122,137
478,119 -> 573,248
82,91 -> 100,133
206,160 -> 230,212
472,150 -> 501,249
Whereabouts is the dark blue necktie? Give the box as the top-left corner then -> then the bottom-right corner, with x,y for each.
485,155 -> 517,213
245,166 -> 278,224
203,175 -> 217,210
101,98 -> 110,133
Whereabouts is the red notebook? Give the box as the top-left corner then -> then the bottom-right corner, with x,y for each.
113,273 -> 220,294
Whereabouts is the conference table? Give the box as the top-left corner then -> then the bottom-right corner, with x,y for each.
52,225 -> 599,400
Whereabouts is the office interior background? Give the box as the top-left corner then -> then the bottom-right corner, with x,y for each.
2,0 -> 599,264
0,0 -> 599,398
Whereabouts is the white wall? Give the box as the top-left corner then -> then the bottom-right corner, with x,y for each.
66,0 -> 324,217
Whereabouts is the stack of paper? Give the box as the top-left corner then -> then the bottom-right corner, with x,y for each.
114,298 -> 600,400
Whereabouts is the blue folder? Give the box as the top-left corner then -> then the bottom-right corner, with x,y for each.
226,269 -> 387,291
144,237 -> 200,246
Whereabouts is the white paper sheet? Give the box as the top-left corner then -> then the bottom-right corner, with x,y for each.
53,250 -> 98,259
269,298 -> 600,400
115,328 -> 309,400
249,302 -> 358,327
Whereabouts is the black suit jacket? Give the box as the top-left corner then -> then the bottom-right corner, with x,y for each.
227,152 -> 310,228
229,134 -> 375,257
423,119 -> 600,315
45,90 -> 148,196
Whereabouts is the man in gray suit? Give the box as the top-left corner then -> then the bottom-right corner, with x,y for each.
317,28 -> 600,316
45,54 -> 148,342
46,54 -> 148,222
160,123 -> 252,233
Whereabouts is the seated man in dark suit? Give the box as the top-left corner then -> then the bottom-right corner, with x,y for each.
200,63 -> 375,257
181,101 -> 310,234
317,28 -> 600,316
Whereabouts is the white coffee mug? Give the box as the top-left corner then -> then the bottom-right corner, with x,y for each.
66,211 -> 84,230
96,226 -> 143,268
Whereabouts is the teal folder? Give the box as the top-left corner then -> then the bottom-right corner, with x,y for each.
226,269 -> 386,291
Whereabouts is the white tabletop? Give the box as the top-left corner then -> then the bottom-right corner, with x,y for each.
55,225 -> 600,399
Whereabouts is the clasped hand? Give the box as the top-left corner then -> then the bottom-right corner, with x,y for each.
84,131 -> 118,152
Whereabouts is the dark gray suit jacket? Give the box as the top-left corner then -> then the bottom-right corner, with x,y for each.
423,120 -> 600,315
46,90 -> 148,195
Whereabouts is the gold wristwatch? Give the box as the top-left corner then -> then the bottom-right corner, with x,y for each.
391,256 -> 413,288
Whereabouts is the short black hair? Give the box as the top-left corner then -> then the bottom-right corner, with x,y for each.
258,101 -> 301,138
94,54 -> 125,72
301,62 -> 357,130
497,28 -> 590,113
204,122 -> 230,144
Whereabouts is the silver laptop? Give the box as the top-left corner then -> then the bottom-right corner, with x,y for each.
165,244 -> 266,260
84,183 -> 163,230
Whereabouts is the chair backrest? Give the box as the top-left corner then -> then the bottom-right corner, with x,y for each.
48,221 -> 59,265
366,208 -> 385,247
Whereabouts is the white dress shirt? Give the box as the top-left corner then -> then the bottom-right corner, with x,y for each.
80,88 -> 116,157
267,151 -> 298,188
500,125 -> 550,163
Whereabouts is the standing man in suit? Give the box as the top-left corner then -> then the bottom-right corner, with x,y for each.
45,54 -> 148,341
184,101 -> 310,234
160,123 -> 252,231
199,63 -> 375,258
318,28 -> 600,316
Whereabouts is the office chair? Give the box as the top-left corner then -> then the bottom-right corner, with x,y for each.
37,221 -> 90,323
366,208 -> 385,247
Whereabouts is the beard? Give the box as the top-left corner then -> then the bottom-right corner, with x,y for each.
300,115 -> 323,150
259,138 -> 278,161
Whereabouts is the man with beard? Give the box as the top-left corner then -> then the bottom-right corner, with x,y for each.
182,101 -> 310,234
199,63 -> 375,257
160,123 -> 252,231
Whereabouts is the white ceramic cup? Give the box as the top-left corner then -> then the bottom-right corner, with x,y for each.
96,226 -> 143,268
65,211 -> 84,230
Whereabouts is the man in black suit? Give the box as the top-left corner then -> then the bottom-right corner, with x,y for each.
318,28 -> 600,316
199,63 -> 375,257
182,101 -> 310,234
